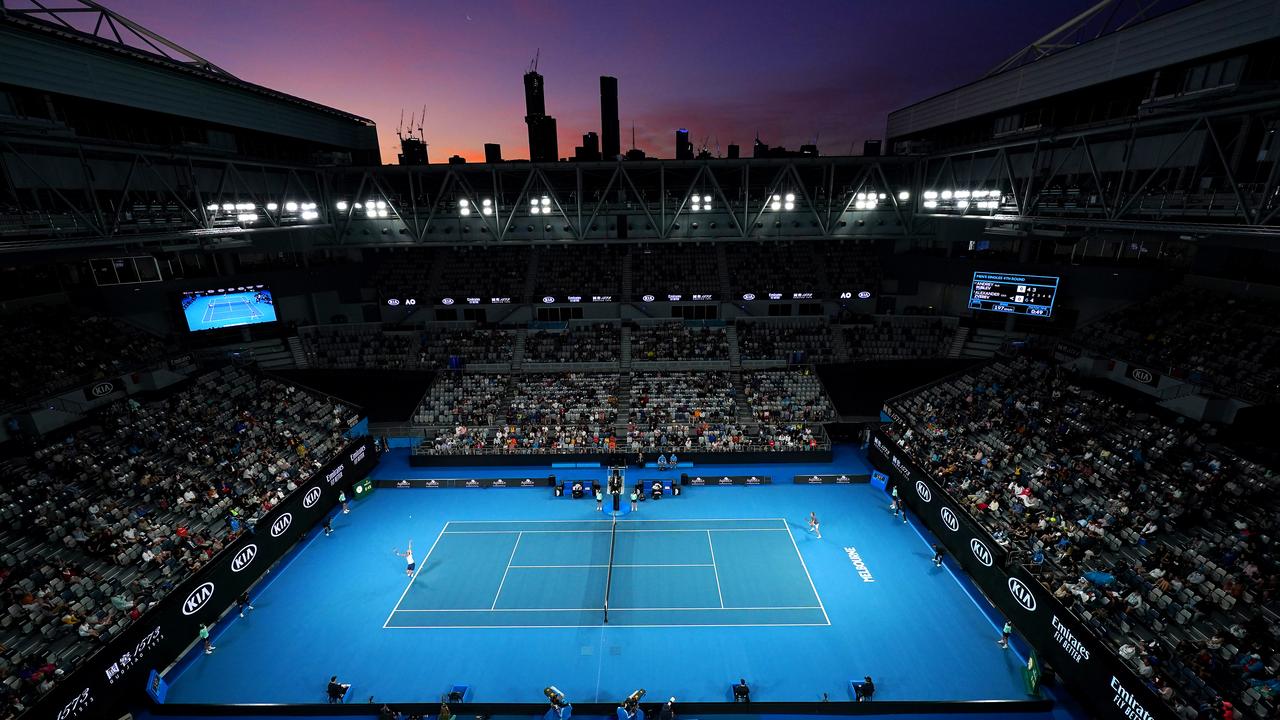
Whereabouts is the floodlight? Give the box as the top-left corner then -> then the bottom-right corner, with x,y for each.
285,201 -> 299,212
924,191 -> 937,200
541,197 -> 551,206
941,190 -> 952,200
784,193 -> 796,202
957,199 -> 970,209
784,201 -> 795,210
898,191 -> 909,201
481,198 -> 492,207
458,198 -> 469,207
336,201 -> 349,211
924,200 -> 938,209
206,204 -> 218,212
770,200 -> 782,211
482,207 -> 493,216
460,207 -> 471,216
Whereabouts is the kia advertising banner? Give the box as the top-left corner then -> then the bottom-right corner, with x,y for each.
870,428 -> 1172,720
31,437 -> 379,720
685,474 -> 771,486
1125,364 -> 1160,387
82,377 -> 123,401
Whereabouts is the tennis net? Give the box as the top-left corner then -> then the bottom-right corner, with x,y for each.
604,513 -> 618,623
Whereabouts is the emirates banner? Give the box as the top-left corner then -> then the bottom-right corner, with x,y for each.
870,428 -> 1172,720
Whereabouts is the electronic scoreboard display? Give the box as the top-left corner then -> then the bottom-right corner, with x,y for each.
968,272 -> 1059,317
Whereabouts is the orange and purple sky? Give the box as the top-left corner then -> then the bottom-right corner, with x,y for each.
103,0 -> 1092,164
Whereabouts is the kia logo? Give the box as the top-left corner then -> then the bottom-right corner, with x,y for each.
742,293 -> 756,301
386,298 -> 401,306
940,506 -> 960,532
970,538 -> 993,566
542,296 -> 556,304
1009,577 -> 1037,611
857,290 -> 872,299
89,382 -> 114,398
914,480 -> 932,503
1132,369 -> 1153,383
302,486 -> 322,508
270,512 -> 293,538
441,297 -> 455,305
642,294 -> 655,303
231,544 -> 258,572
182,582 -> 215,615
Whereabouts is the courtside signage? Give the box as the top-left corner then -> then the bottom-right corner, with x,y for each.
269,512 -> 293,538
180,582 -> 214,616
1007,577 -> 1036,610
792,474 -> 868,484
230,544 -> 258,573
686,475 -> 772,486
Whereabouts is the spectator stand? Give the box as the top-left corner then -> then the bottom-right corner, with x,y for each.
521,321 -> 622,371
418,322 -> 516,372
735,319 -> 836,368
834,315 -> 960,362
0,363 -> 355,713
629,320 -> 730,370
882,356 -> 1280,718
297,323 -> 426,370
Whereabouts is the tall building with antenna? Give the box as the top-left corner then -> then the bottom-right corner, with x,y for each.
523,53 -> 558,162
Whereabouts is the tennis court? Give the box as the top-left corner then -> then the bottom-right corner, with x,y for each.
385,518 -> 828,628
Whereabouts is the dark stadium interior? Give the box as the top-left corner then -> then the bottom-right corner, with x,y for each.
3,1 -> 1280,720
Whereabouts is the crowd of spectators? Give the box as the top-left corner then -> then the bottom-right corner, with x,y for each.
533,245 -> 623,300
300,325 -> 423,369
1072,285 -> 1280,403
413,373 -> 509,426
884,356 -> 1280,718
524,324 -> 620,363
0,313 -> 169,409
743,369 -> 836,424
842,319 -> 956,360
626,372 -> 742,451
0,366 -> 351,714
736,321 -> 835,363
418,327 -> 514,368
632,245 -> 719,300
631,323 -> 728,362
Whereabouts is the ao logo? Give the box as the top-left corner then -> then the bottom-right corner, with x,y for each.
914,480 -> 932,503
231,544 -> 258,572
302,486 -> 322,509
1008,577 -> 1037,611
270,512 -> 293,538
1132,368 -> 1153,383
181,582 -> 214,616
970,538 -> 994,567
940,506 -> 960,532
89,382 -> 114,398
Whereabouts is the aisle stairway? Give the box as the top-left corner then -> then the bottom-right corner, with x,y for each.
725,324 -> 742,369
287,336 -> 309,369
620,326 -> 633,370
946,327 -> 970,359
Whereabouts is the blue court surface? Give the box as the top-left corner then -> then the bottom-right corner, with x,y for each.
164,447 -> 1032,706
183,292 -> 276,331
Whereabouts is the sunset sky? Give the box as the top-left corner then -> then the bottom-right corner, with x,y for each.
100,0 -> 1093,163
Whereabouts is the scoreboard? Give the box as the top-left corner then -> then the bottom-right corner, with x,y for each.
968,272 -> 1059,317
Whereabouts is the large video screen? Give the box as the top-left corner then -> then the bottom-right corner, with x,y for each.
968,272 -> 1059,317
181,284 -> 277,332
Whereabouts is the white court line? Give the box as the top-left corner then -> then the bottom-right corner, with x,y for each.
443,518 -> 789,524
392,605 -> 824,612
441,528 -> 789,535
381,523 -> 448,628
707,530 -> 724,608
385,622 -> 829,629
783,521 -> 832,626
490,531 -> 523,610
508,564 -> 714,568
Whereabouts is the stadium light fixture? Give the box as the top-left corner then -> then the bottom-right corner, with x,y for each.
221,203 -> 235,211
898,191 -> 910,201
206,203 -> 218,212
784,193 -> 795,203
376,200 -> 387,209
336,201 -> 349,211
236,213 -> 255,223
285,201 -> 299,212
956,190 -> 970,199
940,190 -> 953,200
541,196 -> 551,207
460,207 -> 471,216
266,202 -> 278,211
923,200 -> 938,209
784,202 -> 795,211
957,199 -> 970,209
924,191 -> 938,200
301,209 -> 319,220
